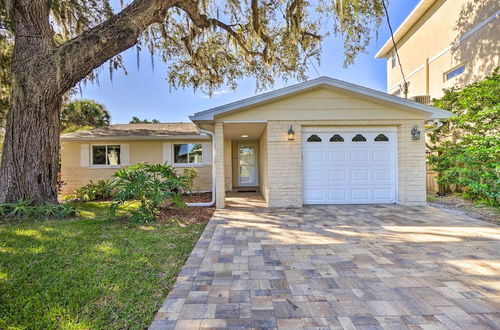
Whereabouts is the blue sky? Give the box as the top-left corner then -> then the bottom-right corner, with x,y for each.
78,1 -> 420,124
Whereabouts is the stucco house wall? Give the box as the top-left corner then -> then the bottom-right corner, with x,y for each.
60,140 -> 212,195
378,0 -> 499,98
215,87 -> 428,207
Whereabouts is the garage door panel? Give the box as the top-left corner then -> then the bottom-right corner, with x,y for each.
329,151 -> 346,161
304,189 -> 326,204
351,169 -> 371,183
350,150 -> 369,162
372,150 -> 392,161
303,129 -> 396,204
328,169 -> 347,183
328,189 -> 346,201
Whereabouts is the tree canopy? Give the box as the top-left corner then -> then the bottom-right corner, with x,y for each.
429,68 -> 500,206
0,0 -> 388,204
61,99 -> 111,132
129,117 -> 161,124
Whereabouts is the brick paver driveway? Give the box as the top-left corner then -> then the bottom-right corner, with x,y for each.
151,205 -> 500,329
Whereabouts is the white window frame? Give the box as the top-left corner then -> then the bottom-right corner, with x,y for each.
444,64 -> 465,81
172,143 -> 204,167
90,144 -> 122,168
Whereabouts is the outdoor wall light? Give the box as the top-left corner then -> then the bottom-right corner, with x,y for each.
287,125 -> 295,141
411,125 -> 421,140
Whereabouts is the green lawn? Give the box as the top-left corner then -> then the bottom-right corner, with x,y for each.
0,202 -> 207,329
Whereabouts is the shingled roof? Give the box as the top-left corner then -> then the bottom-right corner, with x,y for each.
60,123 -> 208,141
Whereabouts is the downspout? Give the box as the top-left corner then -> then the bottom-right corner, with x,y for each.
186,128 -> 216,207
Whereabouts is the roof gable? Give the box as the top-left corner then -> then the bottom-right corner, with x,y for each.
190,76 -> 452,121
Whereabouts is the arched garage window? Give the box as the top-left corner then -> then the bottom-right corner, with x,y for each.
329,134 -> 344,142
352,134 -> 366,142
307,134 -> 322,142
374,134 -> 389,142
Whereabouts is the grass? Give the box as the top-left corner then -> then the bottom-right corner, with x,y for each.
0,202 -> 207,329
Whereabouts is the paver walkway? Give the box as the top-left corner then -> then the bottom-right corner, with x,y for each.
150,205 -> 500,329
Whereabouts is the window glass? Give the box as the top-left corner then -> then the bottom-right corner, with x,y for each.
92,145 -> 120,165
174,144 -> 203,164
445,65 -> 465,81
189,143 -> 203,163
307,134 -> 322,142
107,145 -> 121,165
174,144 -> 188,163
352,134 -> 367,142
92,146 -> 107,165
391,50 -> 396,68
330,134 -> 344,142
374,134 -> 389,142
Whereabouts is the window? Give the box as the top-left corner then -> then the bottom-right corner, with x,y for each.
174,143 -> 202,164
445,65 -> 465,81
307,134 -> 322,142
92,145 -> 120,166
330,134 -> 344,142
374,134 -> 389,142
391,50 -> 396,68
352,134 -> 367,142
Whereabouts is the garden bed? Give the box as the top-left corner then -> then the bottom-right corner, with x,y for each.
428,195 -> 499,225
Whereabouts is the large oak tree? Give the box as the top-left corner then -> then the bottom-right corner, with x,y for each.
0,0 -> 386,204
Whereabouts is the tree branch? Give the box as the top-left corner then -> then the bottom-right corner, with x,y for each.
48,0 -> 178,94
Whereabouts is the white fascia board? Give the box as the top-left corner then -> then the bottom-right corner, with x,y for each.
190,76 -> 453,121
60,134 -> 210,141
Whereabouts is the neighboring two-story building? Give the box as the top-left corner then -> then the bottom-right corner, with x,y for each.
375,0 -> 499,100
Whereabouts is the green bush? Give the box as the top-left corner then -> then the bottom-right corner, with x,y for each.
109,163 -> 192,223
75,179 -> 113,201
0,200 -> 76,219
429,68 -> 499,206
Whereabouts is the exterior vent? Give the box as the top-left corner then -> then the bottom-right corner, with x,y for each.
411,95 -> 431,105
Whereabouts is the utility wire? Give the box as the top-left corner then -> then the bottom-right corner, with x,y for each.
381,0 -> 409,98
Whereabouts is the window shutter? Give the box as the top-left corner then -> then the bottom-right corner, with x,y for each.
121,144 -> 130,166
202,142 -> 212,165
80,144 -> 90,167
162,143 -> 172,164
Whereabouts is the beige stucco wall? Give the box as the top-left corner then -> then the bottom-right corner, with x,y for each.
384,0 -> 499,98
60,140 -> 212,196
258,127 -> 269,202
215,87 -> 427,207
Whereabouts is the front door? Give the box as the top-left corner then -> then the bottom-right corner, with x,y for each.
238,144 -> 258,186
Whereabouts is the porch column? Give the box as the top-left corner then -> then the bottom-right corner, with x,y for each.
214,122 -> 226,208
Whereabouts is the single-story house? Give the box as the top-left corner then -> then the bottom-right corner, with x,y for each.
60,76 -> 453,208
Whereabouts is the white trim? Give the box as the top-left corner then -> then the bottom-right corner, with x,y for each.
387,10 -> 499,91
90,143 -> 124,168
375,0 -> 437,58
303,126 -> 397,133
61,134 -> 210,141
222,120 -> 268,123
237,143 -> 259,187
191,77 -> 452,121
172,142 -> 204,167
172,164 -> 204,168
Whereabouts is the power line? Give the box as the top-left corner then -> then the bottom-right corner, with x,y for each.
381,0 -> 409,98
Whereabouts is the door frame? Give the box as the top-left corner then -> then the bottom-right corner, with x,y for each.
237,142 -> 259,187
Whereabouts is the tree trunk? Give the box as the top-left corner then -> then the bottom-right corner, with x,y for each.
0,0 -> 177,204
0,83 -> 61,204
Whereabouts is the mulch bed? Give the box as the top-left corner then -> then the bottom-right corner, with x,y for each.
157,192 -> 214,224
429,195 -> 499,225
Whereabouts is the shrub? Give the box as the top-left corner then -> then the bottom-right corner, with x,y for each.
429,68 -> 499,206
109,163 -> 191,223
0,200 -> 75,219
76,179 -> 113,201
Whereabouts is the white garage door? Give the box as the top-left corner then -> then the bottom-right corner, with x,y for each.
303,128 -> 397,204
